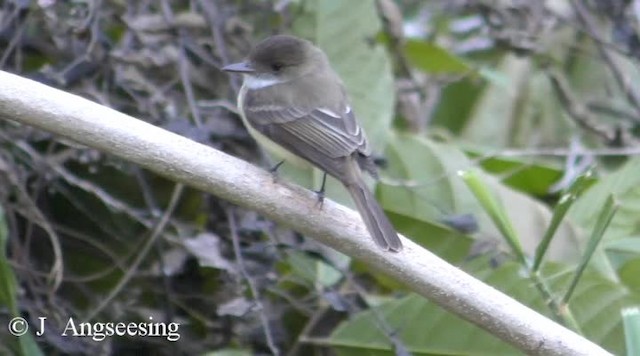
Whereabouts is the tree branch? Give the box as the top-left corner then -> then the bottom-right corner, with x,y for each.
0,70 -> 611,355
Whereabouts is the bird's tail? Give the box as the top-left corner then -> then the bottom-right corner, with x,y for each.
346,179 -> 402,252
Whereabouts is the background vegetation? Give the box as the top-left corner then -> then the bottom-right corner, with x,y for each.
1,0 -> 639,355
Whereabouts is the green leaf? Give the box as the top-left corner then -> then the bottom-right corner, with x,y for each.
285,251 -> 343,288
533,169 -> 595,271
0,207 -> 17,315
378,133 -> 582,263
331,293 -> 519,355
404,39 -> 471,74
460,55 -> 569,148
431,76 -> 484,134
461,170 -> 527,265
380,133 -> 478,222
326,261 -> 638,355
388,213 -> 473,263
618,255 -> 640,291
0,208 -> 44,356
568,43 -> 640,125
607,237 -> 640,255
564,195 -> 618,303
472,152 -> 566,196
570,157 -> 640,278
623,307 -> 640,356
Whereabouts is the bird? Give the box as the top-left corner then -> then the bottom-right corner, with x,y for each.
222,35 -> 402,252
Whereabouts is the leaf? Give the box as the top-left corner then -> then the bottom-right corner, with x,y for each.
618,256 -> 640,291
0,208 -> 44,355
534,169 -> 595,271
568,43 -> 640,123
460,55 -> 569,148
404,39 -> 471,74
326,261 -> 639,355
388,213 -> 473,263
563,195 -> 618,303
182,233 -> 235,272
380,133 -> 478,222
352,214 -> 472,290
623,307 -> 640,356
569,157 -> 640,278
329,292 -> 519,355
0,207 -> 17,314
473,152 -> 566,196
285,251 -> 343,288
378,133 -> 582,263
431,77 -> 484,134
461,170 -> 527,265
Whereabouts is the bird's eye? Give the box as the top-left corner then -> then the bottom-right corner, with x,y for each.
271,63 -> 283,72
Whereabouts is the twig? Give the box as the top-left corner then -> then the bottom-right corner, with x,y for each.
160,0 -> 204,127
226,207 -> 280,356
85,183 -> 184,321
0,152 -> 64,291
548,70 -> 619,143
570,0 -> 640,113
586,100 -> 640,123
198,0 -> 241,92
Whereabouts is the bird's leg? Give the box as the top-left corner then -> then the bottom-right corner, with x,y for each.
314,172 -> 327,208
269,160 -> 285,183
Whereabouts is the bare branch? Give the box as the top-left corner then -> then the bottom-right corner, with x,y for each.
0,70 -> 611,356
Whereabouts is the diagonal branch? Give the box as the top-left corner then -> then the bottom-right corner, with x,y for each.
0,70 -> 611,356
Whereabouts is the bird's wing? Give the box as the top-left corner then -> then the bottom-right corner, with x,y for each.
243,102 -> 368,177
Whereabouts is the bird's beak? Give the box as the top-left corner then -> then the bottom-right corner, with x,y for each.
222,61 -> 255,73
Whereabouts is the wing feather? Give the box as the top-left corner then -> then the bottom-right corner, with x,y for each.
245,104 -> 367,154
242,88 -> 372,177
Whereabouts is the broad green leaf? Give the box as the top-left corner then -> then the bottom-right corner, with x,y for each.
380,133 -> 478,222
607,237 -> 640,255
331,293 -> 518,355
325,261 -> 638,355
